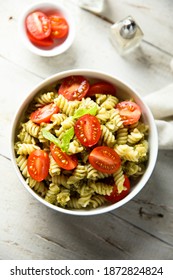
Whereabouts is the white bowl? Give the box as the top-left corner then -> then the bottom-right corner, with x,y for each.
18,1 -> 75,57
10,69 -> 158,216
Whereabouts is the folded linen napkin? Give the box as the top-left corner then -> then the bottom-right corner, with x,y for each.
144,84 -> 173,150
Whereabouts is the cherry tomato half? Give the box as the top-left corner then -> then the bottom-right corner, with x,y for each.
27,150 -> 50,182
87,81 -> 116,96
116,101 -> 142,126
26,11 -> 51,40
30,103 -> 59,124
58,76 -> 90,101
50,143 -> 78,170
75,114 -> 101,147
89,146 -> 121,174
27,31 -> 54,47
49,14 -> 69,39
105,175 -> 130,203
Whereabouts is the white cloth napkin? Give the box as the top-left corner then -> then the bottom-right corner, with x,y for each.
144,84 -> 173,150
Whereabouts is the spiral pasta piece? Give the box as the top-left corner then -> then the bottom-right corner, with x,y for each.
123,161 -> 144,177
61,116 -> 75,129
127,128 -> 144,145
26,177 -> 47,197
114,144 -> 139,162
52,174 -> 70,189
100,95 -> 119,109
79,97 -> 97,109
76,184 -> 94,207
110,108 -> 124,131
96,107 -> 110,123
129,121 -> 149,135
45,183 -> 60,204
54,94 -> 80,116
90,182 -> 113,195
113,166 -> 125,194
34,91 -> 57,106
49,155 -> 61,177
89,195 -> 106,208
16,143 -> 40,155
86,164 -> 109,180
68,139 -> 84,154
50,113 -> 67,125
17,129 -> 36,144
24,120 -> 40,137
56,116 -> 76,139
95,94 -> 107,105
16,155 -> 29,178
57,188 -> 70,207
66,197 -> 82,209
135,140 -> 148,160
78,195 -> 91,208
99,125 -> 116,147
116,128 -> 128,145
67,164 -> 87,184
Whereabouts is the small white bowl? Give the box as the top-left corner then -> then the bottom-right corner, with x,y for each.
10,69 -> 158,216
18,1 -> 75,57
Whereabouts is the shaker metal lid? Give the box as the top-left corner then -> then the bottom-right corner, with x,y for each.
120,17 -> 137,39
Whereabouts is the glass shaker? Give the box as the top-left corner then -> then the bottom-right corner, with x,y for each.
110,15 -> 144,55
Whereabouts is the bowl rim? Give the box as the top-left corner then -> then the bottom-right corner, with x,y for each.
10,69 -> 158,216
18,0 -> 75,57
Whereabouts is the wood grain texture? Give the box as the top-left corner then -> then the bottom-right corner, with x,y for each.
0,0 -> 173,260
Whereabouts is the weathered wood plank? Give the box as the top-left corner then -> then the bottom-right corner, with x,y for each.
0,0 -> 173,260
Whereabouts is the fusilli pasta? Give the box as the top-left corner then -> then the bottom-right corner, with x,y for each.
14,75 -> 149,210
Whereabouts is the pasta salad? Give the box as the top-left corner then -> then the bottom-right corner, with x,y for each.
14,75 -> 149,210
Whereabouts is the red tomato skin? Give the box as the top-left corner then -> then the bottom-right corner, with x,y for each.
116,101 -> 142,126
74,114 -> 101,147
26,11 -> 51,40
49,14 -> 69,39
27,31 -> 54,47
30,103 -> 59,124
58,76 -> 90,101
105,175 -> 130,203
87,81 -> 116,96
50,144 -> 78,170
89,146 -> 121,174
27,150 -> 50,182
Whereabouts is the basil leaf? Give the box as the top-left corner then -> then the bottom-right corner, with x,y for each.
73,105 -> 98,119
41,127 -> 74,153
41,129 -> 61,147
61,127 -> 74,152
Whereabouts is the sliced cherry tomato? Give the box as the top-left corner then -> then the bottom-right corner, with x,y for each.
89,146 -> 121,174
27,31 -> 54,47
87,81 -> 116,96
30,103 -> 59,124
105,175 -> 130,203
26,11 -> 51,40
116,101 -> 142,125
27,150 -> 50,182
50,143 -> 78,170
58,76 -> 90,101
75,114 -> 101,147
49,14 -> 69,39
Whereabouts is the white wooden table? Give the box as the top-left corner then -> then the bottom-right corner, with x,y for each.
1,0 -> 173,260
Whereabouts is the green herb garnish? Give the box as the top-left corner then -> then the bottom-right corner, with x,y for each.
41,127 -> 74,153
61,127 -> 74,152
73,105 -> 98,119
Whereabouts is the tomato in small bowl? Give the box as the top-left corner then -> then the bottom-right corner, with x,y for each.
18,1 -> 75,57
10,69 -> 158,216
